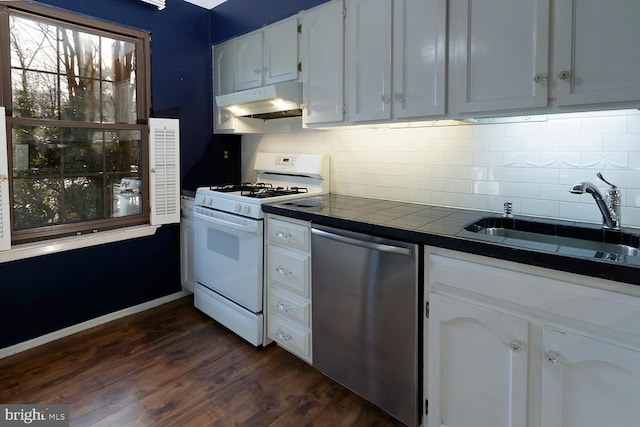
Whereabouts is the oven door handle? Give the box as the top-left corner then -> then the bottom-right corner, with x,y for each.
194,211 -> 260,234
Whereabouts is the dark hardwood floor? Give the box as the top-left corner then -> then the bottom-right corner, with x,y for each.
0,296 -> 405,426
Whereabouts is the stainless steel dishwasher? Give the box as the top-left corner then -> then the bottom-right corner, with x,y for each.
311,224 -> 420,427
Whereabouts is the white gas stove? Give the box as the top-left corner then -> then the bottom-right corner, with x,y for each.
192,153 -> 329,347
195,153 -> 330,219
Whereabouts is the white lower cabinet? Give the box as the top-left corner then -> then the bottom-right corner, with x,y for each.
265,214 -> 312,363
425,247 -> 640,427
541,327 -> 640,427
429,292 -> 529,427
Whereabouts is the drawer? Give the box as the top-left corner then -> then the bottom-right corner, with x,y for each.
268,314 -> 311,362
267,217 -> 310,252
268,286 -> 311,328
428,252 -> 640,339
267,245 -> 310,296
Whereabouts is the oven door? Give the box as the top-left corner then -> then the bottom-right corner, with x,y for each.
193,207 -> 263,312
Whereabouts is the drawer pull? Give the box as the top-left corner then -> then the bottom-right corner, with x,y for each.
275,328 -> 293,341
275,266 -> 292,277
275,231 -> 292,240
276,302 -> 293,313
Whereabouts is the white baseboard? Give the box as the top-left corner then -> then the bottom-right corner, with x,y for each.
0,290 -> 191,360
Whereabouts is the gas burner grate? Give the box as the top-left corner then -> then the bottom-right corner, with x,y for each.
210,183 -> 255,192
241,186 -> 308,199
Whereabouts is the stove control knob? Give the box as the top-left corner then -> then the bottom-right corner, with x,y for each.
234,204 -> 242,213
242,205 -> 250,215
199,196 -> 205,204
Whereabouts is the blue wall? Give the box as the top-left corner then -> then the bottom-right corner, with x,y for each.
210,0 -> 330,43
1,0 -> 329,351
0,0 -> 216,350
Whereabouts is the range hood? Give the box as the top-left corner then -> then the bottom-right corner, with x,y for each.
215,81 -> 302,120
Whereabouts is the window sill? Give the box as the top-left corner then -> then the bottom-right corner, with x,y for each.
0,224 -> 161,264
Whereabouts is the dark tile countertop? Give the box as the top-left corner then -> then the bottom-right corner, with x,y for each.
262,194 -> 640,287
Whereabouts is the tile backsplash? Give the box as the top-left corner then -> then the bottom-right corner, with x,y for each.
241,109 -> 640,228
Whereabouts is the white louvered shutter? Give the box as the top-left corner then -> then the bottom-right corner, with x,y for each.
149,118 -> 180,225
0,107 -> 10,250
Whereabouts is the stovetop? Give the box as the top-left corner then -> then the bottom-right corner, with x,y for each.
196,182 -> 320,219
194,153 -> 330,219
208,183 -> 309,199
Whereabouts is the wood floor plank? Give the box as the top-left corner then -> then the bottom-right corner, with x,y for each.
0,296 -> 407,426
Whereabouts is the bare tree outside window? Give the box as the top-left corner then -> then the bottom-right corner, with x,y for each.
1,4 -> 150,243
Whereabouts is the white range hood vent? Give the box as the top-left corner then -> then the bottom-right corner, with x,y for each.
215,81 -> 302,119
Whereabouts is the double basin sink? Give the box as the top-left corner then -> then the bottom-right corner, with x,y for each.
464,216 -> 640,262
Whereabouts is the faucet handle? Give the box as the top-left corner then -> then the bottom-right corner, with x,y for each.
597,172 -> 617,189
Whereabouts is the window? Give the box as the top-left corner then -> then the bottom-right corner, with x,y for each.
0,3 -> 155,244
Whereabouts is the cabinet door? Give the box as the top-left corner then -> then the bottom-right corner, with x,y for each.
542,327 -> 640,427
428,293 -> 528,427
301,0 -> 345,125
346,0 -> 392,122
235,31 -> 263,91
213,41 -> 235,96
450,0 -> 549,114
553,0 -> 640,106
393,0 -> 446,119
263,17 -> 298,85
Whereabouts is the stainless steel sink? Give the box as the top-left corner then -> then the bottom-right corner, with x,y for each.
464,216 -> 640,261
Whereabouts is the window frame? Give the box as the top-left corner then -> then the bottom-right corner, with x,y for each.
0,2 -> 153,244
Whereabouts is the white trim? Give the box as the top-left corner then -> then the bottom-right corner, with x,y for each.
149,118 -> 181,225
0,224 -> 161,264
0,106 -> 10,251
141,0 -> 166,10
0,291 -> 190,360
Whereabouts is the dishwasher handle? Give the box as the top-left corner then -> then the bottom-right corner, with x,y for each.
311,227 -> 413,256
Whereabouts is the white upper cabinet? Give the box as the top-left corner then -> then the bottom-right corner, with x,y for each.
553,0 -> 640,107
234,17 -> 299,91
392,0 -> 446,119
346,0 -> 393,122
213,41 -> 235,96
346,0 -> 447,123
234,31 -> 264,91
450,0 -> 549,115
300,0 -> 345,126
263,17 -> 299,85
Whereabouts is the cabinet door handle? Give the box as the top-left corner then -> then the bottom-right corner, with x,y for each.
381,94 -> 390,104
263,66 -> 269,73
558,70 -> 571,81
545,351 -> 560,366
0,175 -> 7,183
275,266 -> 292,277
394,92 -> 404,103
510,340 -> 523,353
275,328 -> 293,341
254,68 -> 261,74
533,73 -> 547,83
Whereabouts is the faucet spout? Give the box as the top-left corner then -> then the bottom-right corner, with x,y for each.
569,177 -> 621,230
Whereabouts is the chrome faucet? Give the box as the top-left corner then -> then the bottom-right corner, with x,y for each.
569,172 -> 621,230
